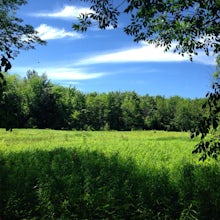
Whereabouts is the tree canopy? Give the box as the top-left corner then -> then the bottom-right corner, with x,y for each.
73,0 -> 220,59
0,70 -> 206,131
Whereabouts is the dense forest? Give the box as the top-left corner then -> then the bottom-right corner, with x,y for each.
0,70 -> 206,131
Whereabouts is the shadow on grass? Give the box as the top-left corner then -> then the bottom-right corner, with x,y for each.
1,148 -> 220,219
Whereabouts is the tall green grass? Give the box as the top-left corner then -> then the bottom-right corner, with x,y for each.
0,129 -> 220,219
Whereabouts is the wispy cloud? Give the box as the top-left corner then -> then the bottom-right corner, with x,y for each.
76,44 -> 188,65
32,5 -> 115,32
76,43 -> 216,65
45,67 -> 104,80
35,24 -> 83,40
32,5 -> 92,19
12,65 -> 104,81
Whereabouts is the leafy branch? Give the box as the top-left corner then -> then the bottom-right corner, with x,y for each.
191,56 -> 220,161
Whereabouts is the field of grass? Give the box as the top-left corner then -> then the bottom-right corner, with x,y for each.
1,129 -> 220,219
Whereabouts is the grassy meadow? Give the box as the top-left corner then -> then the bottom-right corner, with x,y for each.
1,129 -> 220,219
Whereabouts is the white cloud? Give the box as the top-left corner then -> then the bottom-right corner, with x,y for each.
45,67 -> 104,80
192,52 -> 217,65
12,65 -> 104,81
35,24 -> 83,40
76,43 -> 216,65
32,5 -> 92,19
76,44 -> 188,65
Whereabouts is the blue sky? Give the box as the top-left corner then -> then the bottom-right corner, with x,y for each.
11,0 -> 217,98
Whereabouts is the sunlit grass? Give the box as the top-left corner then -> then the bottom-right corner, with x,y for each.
1,129 -> 220,219
0,129 -> 202,173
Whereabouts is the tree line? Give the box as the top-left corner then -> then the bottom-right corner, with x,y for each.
0,70 -> 207,131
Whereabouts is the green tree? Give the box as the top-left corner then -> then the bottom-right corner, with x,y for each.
84,92 -> 109,130
144,96 -> 173,130
155,96 -> 172,130
23,71 -> 64,129
121,91 -> 143,130
0,73 -> 24,130
167,96 -> 183,131
106,91 -> 124,130
49,85 -> 70,129
173,98 -> 203,131
140,95 -> 157,130
0,0 -> 45,128
69,89 -> 87,130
